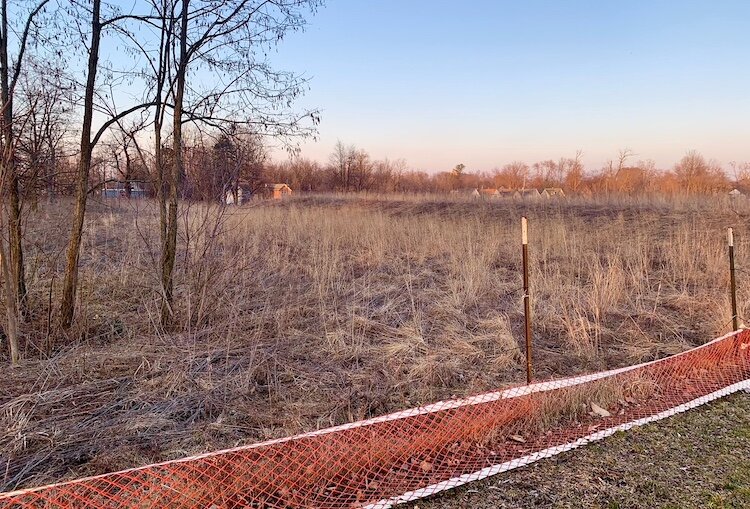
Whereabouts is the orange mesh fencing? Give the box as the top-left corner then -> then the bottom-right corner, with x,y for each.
2,329 -> 749,508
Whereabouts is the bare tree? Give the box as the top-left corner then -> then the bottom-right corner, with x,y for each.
160,0 -> 188,324
16,67 -> 73,203
494,161 -> 529,189
351,148 -> 373,192
371,158 -> 395,192
154,0 -> 322,325
329,140 -> 354,191
674,150 -> 727,194
729,161 -> 750,189
451,163 -> 466,190
59,0 -> 174,327
0,0 -> 51,362
212,127 -> 266,202
563,150 -> 584,193
59,0 -> 102,328
100,120 -> 151,198
616,148 -> 634,173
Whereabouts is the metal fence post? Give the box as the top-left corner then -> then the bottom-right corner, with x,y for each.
522,216 -> 533,384
728,227 -> 739,331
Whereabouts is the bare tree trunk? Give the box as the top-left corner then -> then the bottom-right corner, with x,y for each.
152,0 -> 170,325
8,176 -> 26,315
1,24 -> 26,315
60,0 -> 100,328
154,113 -> 167,286
160,0 -> 187,327
46,148 -> 55,204
0,0 -> 21,358
0,237 -> 19,364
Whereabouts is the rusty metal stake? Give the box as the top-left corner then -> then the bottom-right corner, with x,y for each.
729,227 -> 739,331
522,217 -> 533,384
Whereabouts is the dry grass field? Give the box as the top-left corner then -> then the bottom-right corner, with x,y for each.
2,193 -> 749,493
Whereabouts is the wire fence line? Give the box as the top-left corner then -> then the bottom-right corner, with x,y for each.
1,329 -> 748,508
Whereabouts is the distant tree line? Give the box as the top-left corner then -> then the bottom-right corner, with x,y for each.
27,137 -> 748,201
259,146 -> 747,197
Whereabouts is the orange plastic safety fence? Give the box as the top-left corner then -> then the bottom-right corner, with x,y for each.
2,330 -> 749,508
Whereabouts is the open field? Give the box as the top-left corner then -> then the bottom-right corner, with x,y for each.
2,194 -> 750,493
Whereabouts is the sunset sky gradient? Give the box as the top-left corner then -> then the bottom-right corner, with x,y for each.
272,0 -> 750,172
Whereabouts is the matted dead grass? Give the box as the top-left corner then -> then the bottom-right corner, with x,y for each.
1,193 -> 748,491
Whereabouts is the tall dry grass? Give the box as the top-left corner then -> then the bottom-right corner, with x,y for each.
1,193 -> 748,490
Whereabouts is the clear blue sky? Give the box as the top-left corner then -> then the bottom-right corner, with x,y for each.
271,0 -> 750,172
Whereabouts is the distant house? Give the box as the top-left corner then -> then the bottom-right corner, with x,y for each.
519,189 -> 541,200
729,188 -> 744,199
102,181 -> 146,199
261,183 -> 293,200
224,182 -> 254,205
542,187 -> 566,199
479,188 -> 499,198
